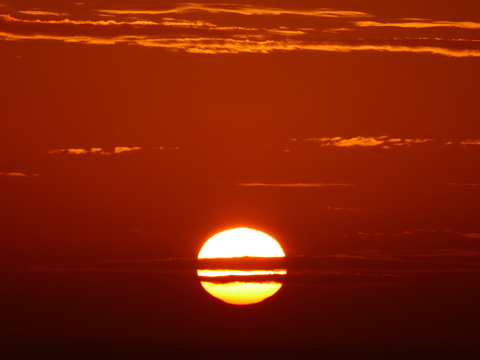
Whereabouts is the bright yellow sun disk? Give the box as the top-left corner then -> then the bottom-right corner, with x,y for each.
200,281 -> 283,305
198,228 -> 285,259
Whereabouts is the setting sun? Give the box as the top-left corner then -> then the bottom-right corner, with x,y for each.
197,228 -> 286,305
197,228 -> 285,259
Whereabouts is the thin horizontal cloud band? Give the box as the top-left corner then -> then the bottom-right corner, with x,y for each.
357,20 -> 480,30
449,183 -> 480,187
237,183 -> 354,188
0,13 -> 157,26
43,138 -> 480,156
2,30 -> 479,58
47,146 -> 180,155
97,4 -> 372,18
290,137 -> 480,148
0,172 -> 39,177
0,13 -> 303,34
17,10 -> 67,17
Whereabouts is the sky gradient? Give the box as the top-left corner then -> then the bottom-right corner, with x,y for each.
1,1 -> 480,359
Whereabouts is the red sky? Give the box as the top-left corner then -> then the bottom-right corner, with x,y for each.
1,1 -> 479,358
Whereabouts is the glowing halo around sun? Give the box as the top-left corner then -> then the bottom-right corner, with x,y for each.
197,227 -> 286,305
198,228 -> 285,259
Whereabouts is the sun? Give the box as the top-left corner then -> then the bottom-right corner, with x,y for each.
197,228 -> 286,305
198,227 -> 285,259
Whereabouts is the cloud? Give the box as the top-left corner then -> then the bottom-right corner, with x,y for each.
47,146 -> 180,155
19,266 -> 178,273
153,146 -> 180,151
449,183 -> 480,186
17,10 -> 68,17
460,233 -> 480,239
0,31 -> 122,45
101,257 -> 195,263
357,229 -> 458,238
48,147 -> 142,155
460,139 -> 480,145
0,172 -> 39,177
288,250 -> 480,279
392,249 -> 480,258
98,4 -> 372,18
403,138 -> 433,144
159,17 -> 306,35
357,229 -> 480,242
2,7 -> 480,58
69,148 -> 89,155
11,250 -> 480,283
357,20 -> 480,30
48,148 -> 90,155
112,37 -> 480,57
358,231 -> 401,237
114,146 -> 142,154
197,269 -> 287,277
328,136 -> 386,147
0,13 -> 156,26
237,183 -> 353,188
289,137 -> 480,150
326,206 -> 370,211
290,136 -> 435,148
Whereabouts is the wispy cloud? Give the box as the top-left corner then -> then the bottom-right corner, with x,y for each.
19,266 -> 181,273
0,13 -> 156,26
288,250 -> 480,280
290,136 -> 435,148
113,146 -> 142,154
2,5 -> 480,58
158,17 -> 306,35
47,146 -> 179,155
460,233 -> 480,239
460,139 -> 480,145
326,206 -> 370,211
48,148 -> 105,155
98,4 -> 372,18
48,146 -> 137,155
101,257 -> 194,263
449,183 -> 480,187
153,146 -> 180,151
237,183 -> 353,188
290,137 -> 480,149
357,20 -> 480,30
0,172 -> 39,177
10,250 -> 480,283
17,10 -> 68,17
17,38 -> 472,58
110,38 -> 480,57
357,229 -> 480,242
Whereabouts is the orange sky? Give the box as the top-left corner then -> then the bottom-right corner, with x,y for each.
1,1 -> 479,357
2,0 -> 480,265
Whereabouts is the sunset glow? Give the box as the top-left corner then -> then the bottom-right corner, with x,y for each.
2,0 -> 480,357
